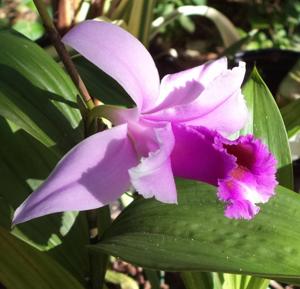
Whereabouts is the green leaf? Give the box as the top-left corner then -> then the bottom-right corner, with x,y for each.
222,274 -> 269,289
13,20 -> 45,41
181,272 -> 213,289
281,98 -> 300,138
0,30 -> 83,155
106,0 -> 156,45
0,118 -> 89,282
222,274 -> 251,289
0,227 -> 85,289
105,269 -> 139,289
144,270 -> 161,289
92,180 -> 300,279
245,276 -> 269,289
0,30 -> 89,281
241,67 -> 293,189
212,273 -> 224,289
127,0 -> 156,46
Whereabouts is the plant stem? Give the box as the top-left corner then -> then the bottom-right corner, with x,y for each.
87,206 -> 111,289
34,3 -> 111,289
33,0 -> 95,110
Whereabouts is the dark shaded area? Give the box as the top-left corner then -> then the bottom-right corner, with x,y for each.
0,117 -> 89,283
235,49 -> 300,96
294,160 -> 300,193
74,56 -> 134,107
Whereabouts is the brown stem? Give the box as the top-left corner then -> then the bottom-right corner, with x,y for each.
33,0 -> 95,109
57,0 -> 74,35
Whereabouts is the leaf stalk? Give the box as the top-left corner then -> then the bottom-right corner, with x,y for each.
33,0 -> 95,110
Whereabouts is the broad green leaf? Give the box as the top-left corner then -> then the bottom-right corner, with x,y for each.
0,227 -> 85,289
181,272 -> 213,289
241,67 -> 293,189
0,117 -> 89,282
73,56 -> 133,107
92,180 -> 300,279
0,30 -> 83,154
281,98 -> 300,138
144,270 -> 161,289
0,31 -> 89,281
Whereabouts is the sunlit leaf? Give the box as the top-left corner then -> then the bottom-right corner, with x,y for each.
92,180 -> 300,279
13,20 -> 45,41
241,67 -> 293,189
281,98 -> 300,138
0,30 -> 83,154
0,30 -> 89,281
105,269 -> 139,289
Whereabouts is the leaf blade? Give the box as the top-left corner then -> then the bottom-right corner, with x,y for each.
0,227 -> 85,289
0,30 -> 83,154
92,180 -> 300,279
241,67 -> 293,189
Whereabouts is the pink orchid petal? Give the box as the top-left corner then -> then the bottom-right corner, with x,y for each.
218,135 -> 278,219
224,200 -> 260,220
127,120 -> 161,158
185,90 -> 248,135
171,124 -> 236,185
62,21 -> 160,111
13,124 -> 138,225
129,124 -> 177,203
147,57 -> 228,113
172,125 -> 277,220
144,62 -> 247,135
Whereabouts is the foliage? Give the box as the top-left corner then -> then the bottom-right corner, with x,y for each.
244,0 -> 300,50
154,0 -> 207,35
1,1 -> 300,289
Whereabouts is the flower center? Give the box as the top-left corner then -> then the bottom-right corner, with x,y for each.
229,166 -> 262,204
225,143 -> 255,169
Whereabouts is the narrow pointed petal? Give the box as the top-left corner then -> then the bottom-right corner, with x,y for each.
129,124 -> 177,203
13,124 -> 138,225
144,62 -> 247,135
147,57 -> 228,113
63,21 -> 160,111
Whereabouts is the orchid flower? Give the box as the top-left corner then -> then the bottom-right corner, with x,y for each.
13,21 -> 277,225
